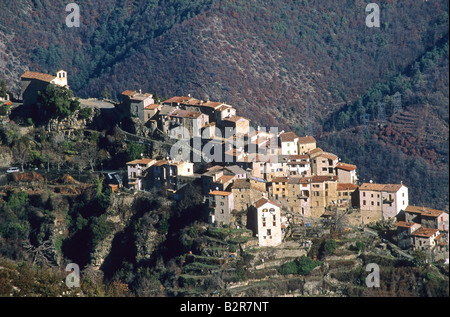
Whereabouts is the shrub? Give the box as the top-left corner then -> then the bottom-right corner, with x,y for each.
323,239 -> 337,255
278,256 -> 322,276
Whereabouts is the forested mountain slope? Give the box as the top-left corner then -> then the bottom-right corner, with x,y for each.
0,0 -> 448,208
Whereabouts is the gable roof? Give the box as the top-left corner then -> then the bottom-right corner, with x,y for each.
404,205 -> 447,218
411,227 -> 439,238
126,158 -> 155,165
336,183 -> 359,191
337,162 -> 357,171
209,190 -> 232,196
163,96 -> 190,104
254,197 -> 280,209
360,183 -> 405,192
298,136 -> 316,144
279,132 -> 298,142
21,71 -> 56,83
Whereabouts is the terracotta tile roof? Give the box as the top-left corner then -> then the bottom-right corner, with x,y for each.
144,104 -> 161,110
337,162 -> 357,171
288,154 -> 309,160
288,177 -> 303,184
232,179 -> 251,189
154,160 -> 168,167
202,101 -> 223,108
209,190 -> 232,196
396,221 -> 417,228
382,184 -> 405,192
298,136 -> 316,144
170,109 -> 202,119
21,71 -> 56,83
164,96 -> 190,104
404,205 -> 446,218
271,177 -> 289,183
279,132 -> 298,142
360,183 -> 405,192
122,90 -> 138,96
308,148 -> 323,157
126,158 -> 155,165
336,183 -> 359,191
310,175 -> 337,183
319,152 -> 339,161
411,227 -> 439,238
254,197 -> 280,209
223,115 -> 247,123
217,175 -> 235,184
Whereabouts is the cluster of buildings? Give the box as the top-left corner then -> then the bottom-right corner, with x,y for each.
14,71 -> 448,259
396,205 -> 448,262
121,91 -> 447,257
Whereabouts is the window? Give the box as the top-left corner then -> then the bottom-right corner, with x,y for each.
363,200 -> 366,205
371,201 -> 374,206
221,209 -> 224,214
267,229 -> 271,236
363,192 -> 366,197
371,194 -> 374,198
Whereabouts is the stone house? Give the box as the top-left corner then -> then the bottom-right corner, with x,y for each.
336,183 -> 359,208
231,178 -> 267,213
126,158 -> 156,191
410,227 -> 441,252
121,90 -> 154,120
146,160 -> 194,192
208,190 -> 234,226
286,177 -> 310,217
21,70 -> 68,106
396,221 -> 422,249
248,198 -> 283,247
359,183 -> 409,224
286,154 -> 310,177
403,205 -> 449,232
279,131 -> 299,155
310,151 -> 339,177
201,168 -> 235,195
297,136 -> 316,154
336,162 -> 358,184
309,175 -> 338,218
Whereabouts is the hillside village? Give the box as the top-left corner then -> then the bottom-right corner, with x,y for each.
0,69 -> 448,296
117,88 -> 449,263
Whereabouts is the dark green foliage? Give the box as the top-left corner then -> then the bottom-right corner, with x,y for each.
0,80 -> 7,99
78,107 -> 93,120
36,84 -> 80,121
278,256 -> 322,276
126,142 -> 146,161
323,239 -> 337,255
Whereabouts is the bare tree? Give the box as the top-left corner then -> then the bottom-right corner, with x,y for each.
12,140 -> 30,172
23,239 -> 57,267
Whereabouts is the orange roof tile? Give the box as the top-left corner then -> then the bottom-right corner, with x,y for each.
209,190 -> 232,196
337,162 -> 357,171
336,183 -> 359,191
411,227 -> 439,238
254,197 -> 280,209
404,205 -> 446,217
280,132 -> 298,142
298,136 -> 316,144
21,71 -> 56,83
